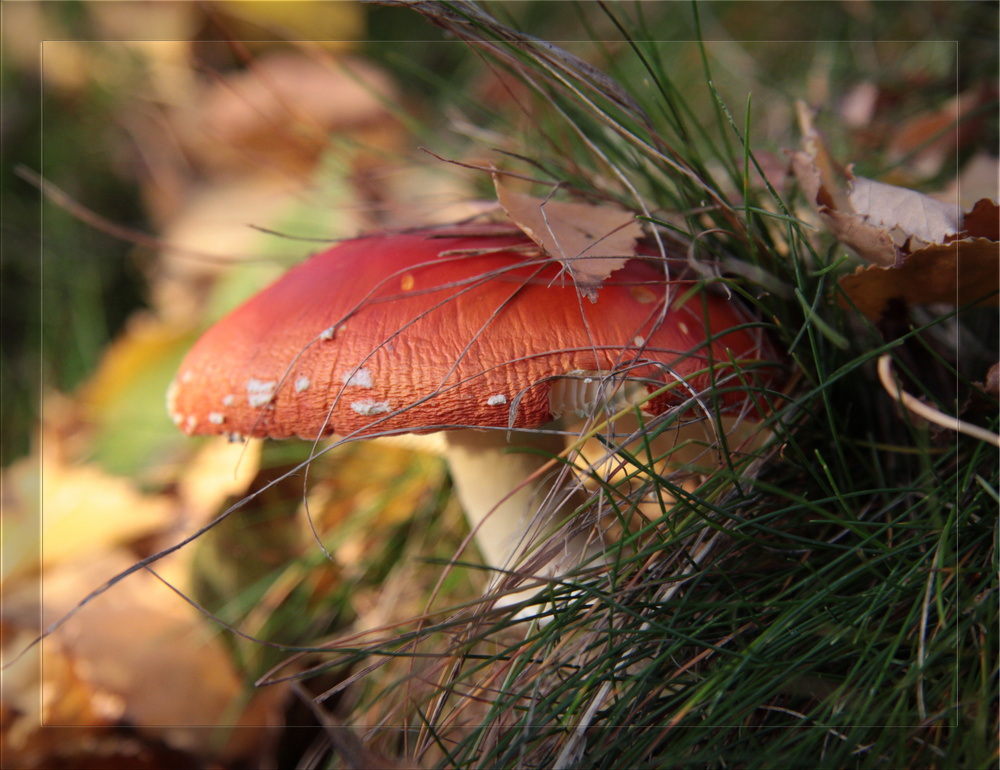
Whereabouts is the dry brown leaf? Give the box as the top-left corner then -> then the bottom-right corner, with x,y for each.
887,93 -> 962,179
793,102 -> 998,320
961,361 -> 1000,427
839,237 -> 999,319
983,363 -> 1000,400
985,362 -> 1000,400
493,175 -> 643,300
848,175 -> 960,247
3,549 -> 286,759
790,102 -> 900,267
185,51 -> 397,175
964,198 -> 1000,241
812,187 -> 899,267
793,101 -> 969,267
794,106 -> 847,202
941,153 -> 1000,212
886,83 -> 997,179
838,198 -> 998,319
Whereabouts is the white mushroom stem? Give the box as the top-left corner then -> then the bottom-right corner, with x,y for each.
439,412 -> 773,610
442,429 -> 596,600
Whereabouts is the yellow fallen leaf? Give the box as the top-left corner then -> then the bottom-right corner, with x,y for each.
220,0 -> 364,51
177,437 -> 261,527
76,313 -> 197,479
44,462 -> 173,562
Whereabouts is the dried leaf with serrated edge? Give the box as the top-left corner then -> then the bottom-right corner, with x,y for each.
847,176 -> 960,247
839,236 -> 999,319
795,101 -> 999,320
494,174 -> 642,301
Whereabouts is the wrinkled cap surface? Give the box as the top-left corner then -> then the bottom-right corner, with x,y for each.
167,225 -> 783,440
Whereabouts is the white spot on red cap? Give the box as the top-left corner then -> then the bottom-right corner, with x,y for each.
342,368 -> 374,388
320,326 -> 335,340
185,415 -> 198,432
678,321 -> 690,336
222,394 -> 235,407
350,399 -> 391,416
487,394 -> 508,406
208,412 -> 225,425
180,371 -> 193,384
247,378 -> 277,408
634,335 -> 646,347
295,376 -> 310,393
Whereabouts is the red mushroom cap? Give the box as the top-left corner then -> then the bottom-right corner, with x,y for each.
167,225 -> 783,440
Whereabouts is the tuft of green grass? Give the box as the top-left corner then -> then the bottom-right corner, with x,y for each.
276,2 -> 997,768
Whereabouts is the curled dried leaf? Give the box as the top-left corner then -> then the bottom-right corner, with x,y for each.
792,101 -> 973,267
794,103 -> 998,320
961,361 -> 1000,427
791,103 -> 899,266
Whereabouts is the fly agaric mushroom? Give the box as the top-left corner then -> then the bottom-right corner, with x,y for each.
167,224 -> 782,599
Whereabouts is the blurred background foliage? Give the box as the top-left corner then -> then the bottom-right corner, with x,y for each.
1,1 -> 997,768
